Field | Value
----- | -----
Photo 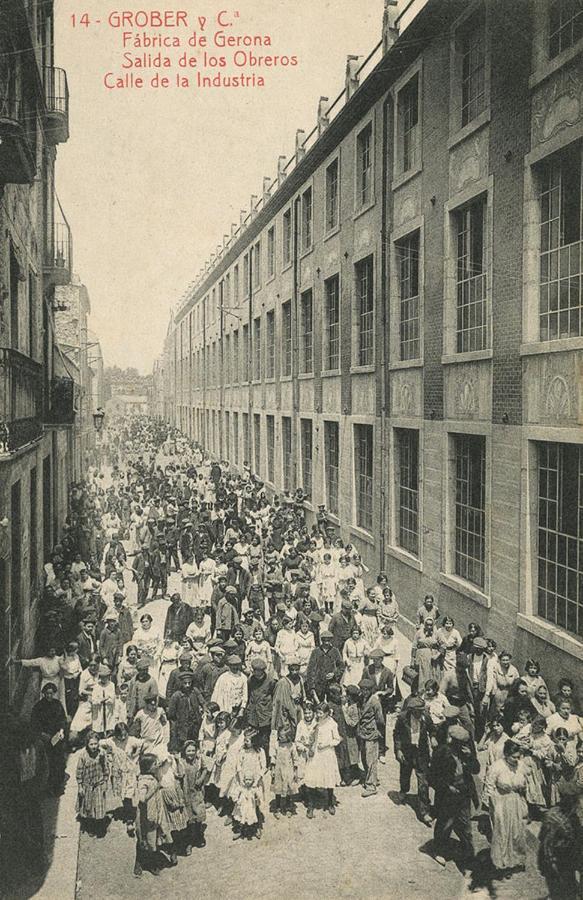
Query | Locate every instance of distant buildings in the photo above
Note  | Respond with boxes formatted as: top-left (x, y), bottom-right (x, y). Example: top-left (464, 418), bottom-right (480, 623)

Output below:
top-left (0, 1), bottom-right (102, 708)
top-left (154, 0), bottom-right (583, 685)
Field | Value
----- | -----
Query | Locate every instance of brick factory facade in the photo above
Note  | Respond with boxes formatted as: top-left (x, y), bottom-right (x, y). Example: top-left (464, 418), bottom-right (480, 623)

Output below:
top-left (155, 0), bottom-right (583, 687)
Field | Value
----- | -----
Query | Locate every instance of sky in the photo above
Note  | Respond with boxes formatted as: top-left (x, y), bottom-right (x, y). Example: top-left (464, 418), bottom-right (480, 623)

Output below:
top-left (55, 0), bottom-right (386, 372)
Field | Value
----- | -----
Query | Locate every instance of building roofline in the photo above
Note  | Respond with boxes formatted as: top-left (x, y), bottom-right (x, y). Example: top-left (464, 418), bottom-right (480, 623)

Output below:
top-left (173, 0), bottom-right (448, 328)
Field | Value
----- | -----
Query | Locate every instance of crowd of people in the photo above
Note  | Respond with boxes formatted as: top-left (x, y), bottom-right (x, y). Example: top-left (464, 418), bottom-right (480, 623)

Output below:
top-left (2, 415), bottom-right (583, 894)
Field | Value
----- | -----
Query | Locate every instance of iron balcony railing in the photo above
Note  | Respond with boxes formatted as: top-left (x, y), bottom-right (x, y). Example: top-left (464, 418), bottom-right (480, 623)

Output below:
top-left (45, 193), bottom-right (73, 284)
top-left (0, 347), bottom-right (43, 453)
top-left (44, 66), bottom-right (69, 142)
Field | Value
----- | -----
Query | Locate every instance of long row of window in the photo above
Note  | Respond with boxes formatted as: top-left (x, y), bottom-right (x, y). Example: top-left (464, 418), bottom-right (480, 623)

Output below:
top-left (182, 139), bottom-right (583, 390)
top-left (183, 409), bottom-right (583, 642)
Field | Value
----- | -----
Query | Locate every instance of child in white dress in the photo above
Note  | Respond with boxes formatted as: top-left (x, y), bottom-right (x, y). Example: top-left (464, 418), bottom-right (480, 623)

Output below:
top-left (304, 702), bottom-right (341, 818)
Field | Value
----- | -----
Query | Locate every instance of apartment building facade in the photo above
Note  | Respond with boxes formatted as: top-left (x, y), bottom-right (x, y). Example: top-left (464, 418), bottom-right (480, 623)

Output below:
top-left (158, 0), bottom-right (583, 685)
top-left (0, 0), bottom-right (76, 707)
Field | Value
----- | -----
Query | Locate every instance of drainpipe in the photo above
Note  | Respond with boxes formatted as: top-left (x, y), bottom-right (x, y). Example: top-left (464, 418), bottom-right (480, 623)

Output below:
top-left (379, 92), bottom-right (391, 569)
top-left (292, 194), bottom-right (301, 489)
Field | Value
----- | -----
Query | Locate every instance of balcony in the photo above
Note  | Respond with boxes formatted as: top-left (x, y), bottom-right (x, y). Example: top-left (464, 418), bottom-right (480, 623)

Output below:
top-left (44, 196), bottom-right (73, 287)
top-left (0, 348), bottom-right (43, 455)
top-left (0, 92), bottom-right (36, 184)
top-left (45, 375), bottom-right (75, 425)
top-left (44, 67), bottom-right (69, 144)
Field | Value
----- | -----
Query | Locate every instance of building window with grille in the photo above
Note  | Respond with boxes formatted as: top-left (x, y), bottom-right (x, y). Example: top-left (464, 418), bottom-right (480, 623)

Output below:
top-left (458, 9), bottom-right (486, 127)
top-left (282, 299), bottom-right (292, 376)
top-left (234, 264), bottom-right (240, 303)
top-left (243, 412), bottom-right (250, 465)
top-left (355, 255), bottom-right (374, 366)
top-left (233, 412), bottom-right (239, 465)
top-left (242, 323), bottom-right (249, 382)
top-left (232, 329), bottom-right (239, 384)
top-left (266, 310), bottom-right (275, 378)
top-left (302, 187), bottom-right (313, 253)
top-left (324, 274), bottom-right (340, 371)
top-left (539, 143), bottom-right (583, 342)
top-left (267, 226), bottom-right (275, 279)
top-left (283, 208), bottom-right (292, 267)
top-left (253, 241), bottom-right (261, 288)
top-left (253, 316), bottom-right (261, 381)
top-left (324, 420), bottom-right (340, 516)
top-left (537, 441), bottom-right (583, 636)
top-left (225, 411), bottom-right (230, 460)
top-left (243, 254), bottom-right (250, 297)
top-left (254, 414), bottom-right (261, 475)
top-left (266, 415), bottom-right (275, 483)
top-left (301, 419), bottom-right (313, 498)
top-left (550, 0), bottom-right (583, 57)
top-left (396, 429), bottom-right (419, 557)
top-left (282, 416), bottom-right (292, 491)
top-left (354, 424), bottom-right (373, 533)
top-left (453, 433), bottom-right (486, 589)
top-left (300, 289), bottom-right (313, 374)
top-left (398, 74), bottom-right (419, 174)
top-left (326, 157), bottom-right (339, 232)
top-left (455, 197), bottom-right (487, 353)
top-left (356, 122), bottom-right (373, 209)
top-left (224, 334), bottom-right (230, 384)
top-left (397, 231), bottom-right (420, 360)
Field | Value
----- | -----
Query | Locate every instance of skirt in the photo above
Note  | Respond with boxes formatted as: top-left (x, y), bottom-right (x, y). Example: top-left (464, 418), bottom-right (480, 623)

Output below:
top-left (304, 747), bottom-right (340, 790)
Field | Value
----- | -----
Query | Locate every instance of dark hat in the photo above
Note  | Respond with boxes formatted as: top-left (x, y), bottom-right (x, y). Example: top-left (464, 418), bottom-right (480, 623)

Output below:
top-left (448, 724), bottom-right (470, 743)
top-left (368, 648), bottom-right (385, 659)
top-left (320, 630), bottom-right (333, 640)
top-left (136, 657), bottom-right (151, 670)
top-left (473, 636), bottom-right (488, 650)
top-left (223, 638), bottom-right (238, 651)
top-left (210, 645), bottom-right (226, 656)
top-left (179, 670), bottom-right (194, 681)
top-left (309, 610), bottom-right (324, 623)
top-left (344, 684), bottom-right (361, 698)
top-left (179, 650), bottom-right (193, 661)
top-left (227, 654), bottom-right (242, 665)
top-left (224, 586), bottom-right (238, 596)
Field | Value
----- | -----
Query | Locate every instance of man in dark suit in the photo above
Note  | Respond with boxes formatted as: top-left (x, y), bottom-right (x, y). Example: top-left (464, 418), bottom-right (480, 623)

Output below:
top-left (76, 619), bottom-right (97, 668)
top-left (392, 695), bottom-right (432, 824)
top-left (429, 724), bottom-right (480, 867)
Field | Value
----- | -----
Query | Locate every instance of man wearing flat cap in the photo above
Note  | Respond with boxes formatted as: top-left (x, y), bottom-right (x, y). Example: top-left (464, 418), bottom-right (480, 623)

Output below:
top-left (246, 658), bottom-right (277, 762)
top-left (165, 649), bottom-right (195, 702)
top-left (305, 631), bottom-right (344, 703)
top-left (215, 586), bottom-right (239, 642)
top-left (167, 670), bottom-right (205, 752)
top-left (328, 597), bottom-right (357, 653)
top-left (164, 591), bottom-right (193, 643)
top-left (429, 724), bottom-right (479, 866)
top-left (392, 694), bottom-right (433, 824)
top-left (211, 654), bottom-right (248, 715)
top-left (126, 657), bottom-right (158, 723)
top-left (466, 636), bottom-right (490, 741)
